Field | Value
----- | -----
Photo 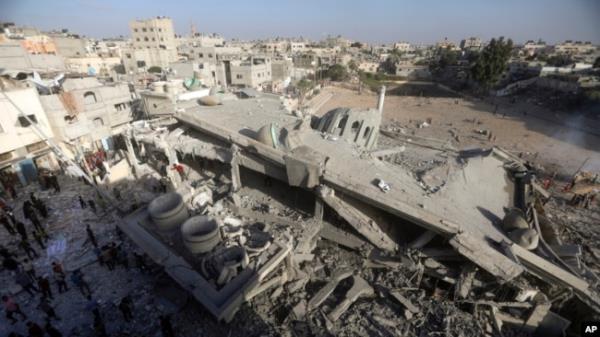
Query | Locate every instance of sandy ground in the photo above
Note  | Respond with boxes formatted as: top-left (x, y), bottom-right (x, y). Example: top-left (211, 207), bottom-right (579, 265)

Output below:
top-left (314, 86), bottom-right (600, 177)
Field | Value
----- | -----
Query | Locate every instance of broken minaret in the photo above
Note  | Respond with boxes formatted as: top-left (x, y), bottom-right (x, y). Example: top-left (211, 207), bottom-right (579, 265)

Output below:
top-left (377, 85), bottom-right (386, 114)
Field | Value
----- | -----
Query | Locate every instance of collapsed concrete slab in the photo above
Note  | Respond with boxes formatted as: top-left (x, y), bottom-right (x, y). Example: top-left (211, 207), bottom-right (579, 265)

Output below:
top-left (121, 95), bottom-right (600, 322)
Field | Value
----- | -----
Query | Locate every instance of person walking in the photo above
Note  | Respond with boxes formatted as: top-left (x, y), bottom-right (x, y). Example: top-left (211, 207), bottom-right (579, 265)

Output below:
top-left (22, 258), bottom-right (36, 281)
top-left (1, 215), bottom-right (17, 235)
top-left (38, 275), bottom-right (53, 299)
top-left (16, 270), bottom-right (39, 296)
top-left (54, 270), bottom-right (69, 293)
top-left (86, 225), bottom-right (98, 248)
top-left (23, 201), bottom-right (43, 232)
top-left (118, 295), bottom-right (133, 322)
top-left (32, 229), bottom-right (46, 249)
top-left (19, 239), bottom-right (39, 259)
top-left (71, 269), bottom-right (92, 296)
top-left (30, 193), bottom-right (48, 218)
top-left (2, 295), bottom-right (27, 324)
top-left (15, 220), bottom-right (28, 241)
top-left (51, 261), bottom-right (65, 276)
top-left (78, 196), bottom-right (87, 209)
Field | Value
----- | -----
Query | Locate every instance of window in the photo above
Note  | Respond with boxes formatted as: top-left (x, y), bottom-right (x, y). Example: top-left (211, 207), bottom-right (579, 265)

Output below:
top-left (208, 53), bottom-right (213, 58)
top-left (160, 38), bottom-right (164, 41)
top-left (152, 38), bottom-right (155, 41)
top-left (134, 28), bottom-right (138, 32)
top-left (93, 118), bottom-right (104, 126)
top-left (18, 115), bottom-right (38, 127)
top-left (114, 103), bottom-right (127, 111)
top-left (236, 74), bottom-right (243, 79)
top-left (126, 53), bottom-right (132, 59)
top-left (150, 28), bottom-right (154, 32)
top-left (83, 91), bottom-right (97, 104)
top-left (337, 115), bottom-right (348, 132)
top-left (158, 28), bottom-right (162, 32)
top-left (144, 37), bottom-right (149, 42)
top-left (199, 53), bottom-right (204, 58)
top-left (211, 71), bottom-right (215, 78)
top-left (351, 121), bottom-right (360, 134)
top-left (363, 127), bottom-right (371, 139)
top-left (198, 64), bottom-right (204, 69)
top-left (136, 38), bottom-right (140, 42)
top-left (142, 28), bottom-right (147, 32)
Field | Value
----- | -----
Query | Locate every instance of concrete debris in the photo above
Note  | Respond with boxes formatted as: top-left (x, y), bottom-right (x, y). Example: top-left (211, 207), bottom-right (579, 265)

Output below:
top-left (3, 85), bottom-right (597, 337)
top-left (327, 275), bottom-right (374, 321)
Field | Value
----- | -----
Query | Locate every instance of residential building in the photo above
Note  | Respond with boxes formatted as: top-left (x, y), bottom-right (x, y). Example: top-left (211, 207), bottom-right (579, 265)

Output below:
top-left (393, 42), bottom-right (412, 52)
top-left (0, 86), bottom-right (59, 186)
top-left (0, 39), bottom-right (65, 71)
top-left (230, 56), bottom-right (272, 89)
top-left (460, 37), bottom-right (482, 51)
top-left (522, 40), bottom-right (547, 56)
top-left (39, 78), bottom-right (136, 156)
top-left (555, 41), bottom-right (597, 55)
top-left (128, 16), bottom-right (178, 69)
top-left (65, 56), bottom-right (121, 76)
top-left (51, 35), bottom-right (88, 57)
top-left (358, 61), bottom-right (379, 73)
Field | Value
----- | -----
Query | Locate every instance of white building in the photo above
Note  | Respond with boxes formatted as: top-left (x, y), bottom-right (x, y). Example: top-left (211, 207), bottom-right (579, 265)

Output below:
top-left (0, 87), bottom-right (59, 186)
top-left (393, 42), bottom-right (412, 52)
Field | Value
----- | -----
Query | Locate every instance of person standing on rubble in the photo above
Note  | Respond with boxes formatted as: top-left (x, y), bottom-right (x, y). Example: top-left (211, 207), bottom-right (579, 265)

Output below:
top-left (48, 172), bottom-right (60, 193)
top-left (19, 239), bottom-right (39, 259)
top-left (2, 295), bottom-right (27, 324)
top-left (23, 200), bottom-right (43, 232)
top-left (86, 225), bottom-right (98, 248)
top-left (54, 269), bottom-right (68, 293)
top-left (22, 258), bottom-right (36, 281)
top-left (38, 275), bottom-right (53, 299)
top-left (78, 196), bottom-right (87, 209)
top-left (1, 215), bottom-right (17, 235)
top-left (30, 193), bottom-right (48, 218)
top-left (15, 220), bottom-right (28, 241)
top-left (71, 269), bottom-right (92, 296)
top-left (32, 229), bottom-right (46, 250)
top-left (51, 261), bottom-right (65, 276)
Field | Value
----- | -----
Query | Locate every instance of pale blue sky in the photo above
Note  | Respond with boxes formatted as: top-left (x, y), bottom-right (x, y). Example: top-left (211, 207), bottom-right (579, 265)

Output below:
top-left (1, 0), bottom-right (599, 44)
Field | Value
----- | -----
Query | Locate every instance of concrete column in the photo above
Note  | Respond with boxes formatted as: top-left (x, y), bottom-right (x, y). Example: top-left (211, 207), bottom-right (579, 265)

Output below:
top-left (123, 130), bottom-right (140, 178)
top-left (230, 145), bottom-right (242, 207)
top-left (314, 197), bottom-right (324, 221)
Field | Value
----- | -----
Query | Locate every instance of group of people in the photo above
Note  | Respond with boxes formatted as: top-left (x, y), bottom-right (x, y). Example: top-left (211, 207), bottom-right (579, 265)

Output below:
top-left (1, 174), bottom-right (179, 337)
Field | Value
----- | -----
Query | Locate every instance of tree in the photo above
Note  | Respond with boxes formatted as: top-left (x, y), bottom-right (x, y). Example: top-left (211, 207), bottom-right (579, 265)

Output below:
top-left (147, 66), bottom-right (162, 73)
top-left (381, 54), bottom-right (401, 75)
top-left (350, 42), bottom-right (363, 48)
top-left (325, 64), bottom-right (349, 81)
top-left (429, 47), bottom-right (459, 77)
top-left (348, 60), bottom-right (358, 73)
top-left (295, 78), bottom-right (314, 108)
top-left (545, 54), bottom-right (573, 67)
top-left (470, 37), bottom-right (513, 88)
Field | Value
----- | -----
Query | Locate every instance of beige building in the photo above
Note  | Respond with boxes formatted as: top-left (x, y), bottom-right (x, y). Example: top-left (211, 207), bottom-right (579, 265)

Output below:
top-left (127, 17), bottom-right (178, 69)
top-left (230, 56), bottom-right (272, 89)
top-left (555, 41), bottom-right (597, 55)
